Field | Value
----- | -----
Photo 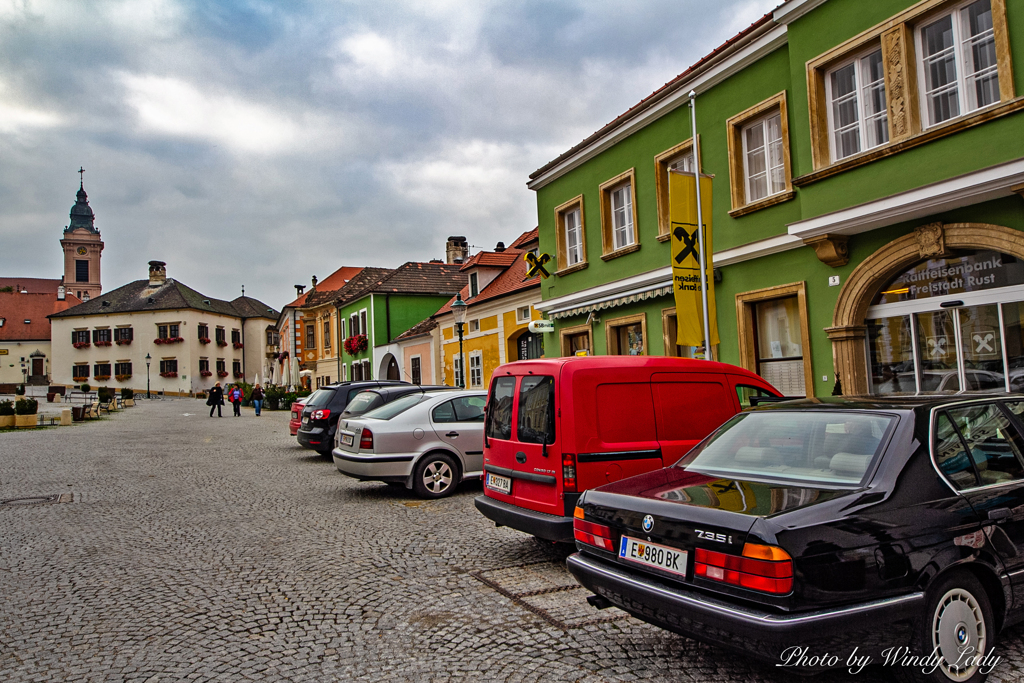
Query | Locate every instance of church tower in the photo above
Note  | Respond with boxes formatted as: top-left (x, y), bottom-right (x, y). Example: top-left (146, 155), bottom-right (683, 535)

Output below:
top-left (59, 169), bottom-right (103, 301)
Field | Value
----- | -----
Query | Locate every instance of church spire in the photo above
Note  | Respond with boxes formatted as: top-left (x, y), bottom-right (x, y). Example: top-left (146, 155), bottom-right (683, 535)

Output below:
top-left (67, 168), bottom-right (97, 233)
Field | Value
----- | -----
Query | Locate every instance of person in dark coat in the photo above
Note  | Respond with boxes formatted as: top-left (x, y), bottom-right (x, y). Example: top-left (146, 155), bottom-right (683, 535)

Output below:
top-left (207, 382), bottom-right (225, 417)
top-left (251, 384), bottom-right (265, 416)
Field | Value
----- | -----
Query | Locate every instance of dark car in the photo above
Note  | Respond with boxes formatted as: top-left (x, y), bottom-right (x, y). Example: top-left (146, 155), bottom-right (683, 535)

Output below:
top-left (568, 395), bottom-right (1024, 680)
top-left (296, 381), bottom-right (407, 454)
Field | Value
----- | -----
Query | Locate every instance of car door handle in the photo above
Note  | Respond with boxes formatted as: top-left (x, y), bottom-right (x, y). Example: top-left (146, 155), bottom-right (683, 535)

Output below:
top-left (988, 507), bottom-right (1012, 521)
top-left (446, 431), bottom-right (459, 437)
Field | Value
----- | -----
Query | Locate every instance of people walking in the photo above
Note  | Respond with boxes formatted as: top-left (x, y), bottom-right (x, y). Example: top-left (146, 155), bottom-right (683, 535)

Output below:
top-left (207, 382), bottom-right (224, 417)
top-left (230, 384), bottom-right (243, 416)
top-left (251, 384), bottom-right (264, 416)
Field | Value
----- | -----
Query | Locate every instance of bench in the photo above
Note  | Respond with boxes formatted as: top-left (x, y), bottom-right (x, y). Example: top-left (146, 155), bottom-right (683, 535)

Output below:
top-left (80, 402), bottom-right (97, 419)
top-left (97, 400), bottom-right (113, 415)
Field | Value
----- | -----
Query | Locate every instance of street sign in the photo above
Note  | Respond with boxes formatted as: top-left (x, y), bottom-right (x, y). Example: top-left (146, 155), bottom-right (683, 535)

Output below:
top-left (527, 320), bottom-right (555, 334)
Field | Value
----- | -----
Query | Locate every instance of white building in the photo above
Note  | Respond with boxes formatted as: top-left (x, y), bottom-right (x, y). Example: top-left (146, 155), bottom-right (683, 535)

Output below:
top-left (50, 261), bottom-right (278, 395)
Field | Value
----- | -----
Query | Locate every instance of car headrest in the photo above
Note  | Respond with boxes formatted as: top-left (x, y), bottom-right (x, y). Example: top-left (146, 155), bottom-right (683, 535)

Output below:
top-left (829, 452), bottom-right (872, 477)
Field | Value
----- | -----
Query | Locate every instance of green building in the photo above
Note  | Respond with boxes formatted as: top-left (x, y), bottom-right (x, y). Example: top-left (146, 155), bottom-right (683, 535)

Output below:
top-left (530, 0), bottom-right (1024, 397)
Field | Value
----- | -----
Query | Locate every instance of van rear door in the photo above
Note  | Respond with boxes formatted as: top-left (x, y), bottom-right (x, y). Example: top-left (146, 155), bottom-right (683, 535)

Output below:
top-left (507, 375), bottom-right (561, 516)
top-left (483, 376), bottom-right (519, 505)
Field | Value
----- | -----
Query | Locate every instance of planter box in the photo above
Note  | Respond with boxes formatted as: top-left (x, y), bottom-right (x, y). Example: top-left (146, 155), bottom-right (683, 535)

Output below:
top-left (47, 393), bottom-right (57, 402)
top-left (15, 414), bottom-right (36, 428)
top-left (0, 415), bottom-right (14, 428)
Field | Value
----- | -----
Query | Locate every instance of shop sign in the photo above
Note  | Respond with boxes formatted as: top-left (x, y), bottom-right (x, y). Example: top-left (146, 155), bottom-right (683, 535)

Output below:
top-left (876, 251), bottom-right (1024, 305)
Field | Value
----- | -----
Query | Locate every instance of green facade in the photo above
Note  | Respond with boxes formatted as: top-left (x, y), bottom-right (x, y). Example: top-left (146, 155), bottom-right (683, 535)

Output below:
top-left (534, 0), bottom-right (1024, 397)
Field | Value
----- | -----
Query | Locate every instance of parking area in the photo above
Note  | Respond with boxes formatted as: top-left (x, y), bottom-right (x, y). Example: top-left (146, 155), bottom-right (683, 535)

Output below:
top-left (1, 399), bottom-right (1022, 682)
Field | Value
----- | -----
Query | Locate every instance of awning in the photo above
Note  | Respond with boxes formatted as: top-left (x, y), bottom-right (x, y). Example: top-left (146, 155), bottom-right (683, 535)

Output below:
top-left (548, 283), bottom-right (673, 320)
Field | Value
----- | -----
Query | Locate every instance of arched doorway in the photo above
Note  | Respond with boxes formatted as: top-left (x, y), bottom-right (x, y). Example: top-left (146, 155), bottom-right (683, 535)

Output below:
top-left (829, 223), bottom-right (1024, 394)
top-left (509, 329), bottom-right (544, 361)
top-left (381, 354), bottom-right (400, 381)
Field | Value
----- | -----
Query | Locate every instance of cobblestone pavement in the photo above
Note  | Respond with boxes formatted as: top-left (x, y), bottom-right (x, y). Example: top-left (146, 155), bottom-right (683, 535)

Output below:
top-left (1, 399), bottom-right (1022, 682)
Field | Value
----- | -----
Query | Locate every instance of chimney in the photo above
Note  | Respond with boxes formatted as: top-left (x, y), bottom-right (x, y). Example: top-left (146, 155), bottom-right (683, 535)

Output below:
top-left (294, 284), bottom-right (306, 297)
top-left (82, 292), bottom-right (90, 302)
top-left (311, 275), bottom-right (318, 288)
top-left (495, 241), bottom-right (505, 252)
top-left (57, 285), bottom-right (66, 301)
top-left (148, 260), bottom-right (167, 286)
top-left (446, 236), bottom-right (469, 265)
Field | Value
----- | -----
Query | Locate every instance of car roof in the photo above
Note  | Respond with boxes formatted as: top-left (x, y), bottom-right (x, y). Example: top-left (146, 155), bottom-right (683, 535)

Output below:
top-left (353, 384), bottom-right (455, 398)
top-left (323, 380), bottom-right (408, 391)
top-left (751, 393), bottom-right (1024, 416)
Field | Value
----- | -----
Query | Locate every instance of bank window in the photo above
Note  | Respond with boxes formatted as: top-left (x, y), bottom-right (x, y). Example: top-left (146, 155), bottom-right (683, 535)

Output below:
top-left (555, 196), bottom-right (587, 273)
top-left (517, 376), bottom-right (555, 445)
top-left (73, 364), bottom-right (89, 380)
top-left (654, 140), bottom-right (696, 238)
top-left (742, 113), bottom-right (785, 203)
top-left (411, 356), bottom-right (421, 385)
top-left (599, 170), bottom-right (638, 257)
top-left (517, 331), bottom-right (544, 360)
top-left (662, 310), bottom-right (716, 360)
top-left (917, 0), bottom-right (1000, 127)
top-left (606, 314), bottom-right (645, 356)
top-left (563, 330), bottom-right (591, 357)
top-left (754, 297), bottom-right (805, 396)
top-left (469, 352), bottom-right (483, 388)
top-left (826, 48), bottom-right (888, 160)
top-left (486, 376), bottom-right (516, 441)
top-left (726, 93), bottom-right (792, 214)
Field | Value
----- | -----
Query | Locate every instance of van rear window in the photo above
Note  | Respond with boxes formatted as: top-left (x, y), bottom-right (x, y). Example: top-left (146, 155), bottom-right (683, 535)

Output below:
top-left (518, 376), bottom-right (555, 444)
top-left (487, 377), bottom-right (515, 440)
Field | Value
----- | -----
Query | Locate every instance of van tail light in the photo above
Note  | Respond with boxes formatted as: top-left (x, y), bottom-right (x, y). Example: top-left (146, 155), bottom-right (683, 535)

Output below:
top-left (573, 507), bottom-right (615, 551)
top-left (359, 429), bottom-right (374, 450)
top-left (694, 542), bottom-right (793, 595)
top-left (562, 453), bottom-right (578, 492)
top-left (312, 409), bottom-right (331, 420)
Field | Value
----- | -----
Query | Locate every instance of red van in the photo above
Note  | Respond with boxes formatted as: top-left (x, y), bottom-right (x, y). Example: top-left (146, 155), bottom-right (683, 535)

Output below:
top-left (474, 356), bottom-right (781, 542)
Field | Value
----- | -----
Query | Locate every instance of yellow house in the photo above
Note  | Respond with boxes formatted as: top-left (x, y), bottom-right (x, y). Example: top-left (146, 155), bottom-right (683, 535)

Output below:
top-left (435, 230), bottom-right (543, 389)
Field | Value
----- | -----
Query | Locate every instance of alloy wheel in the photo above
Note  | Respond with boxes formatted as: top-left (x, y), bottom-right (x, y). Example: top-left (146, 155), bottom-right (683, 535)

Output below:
top-left (421, 460), bottom-right (453, 495)
top-left (931, 587), bottom-right (987, 682)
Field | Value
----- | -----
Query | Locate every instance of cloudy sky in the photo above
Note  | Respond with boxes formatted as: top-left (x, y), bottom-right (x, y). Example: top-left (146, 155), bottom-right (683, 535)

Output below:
top-left (0, 0), bottom-right (776, 309)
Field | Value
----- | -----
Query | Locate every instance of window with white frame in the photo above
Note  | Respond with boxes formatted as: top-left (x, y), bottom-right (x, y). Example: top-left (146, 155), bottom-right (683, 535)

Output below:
top-left (469, 352), bottom-right (483, 388)
top-left (469, 319), bottom-right (480, 333)
top-left (918, 0), bottom-right (1000, 127)
top-left (564, 207), bottom-right (582, 266)
top-left (610, 182), bottom-right (634, 250)
top-left (517, 306), bottom-right (531, 322)
top-left (826, 48), bottom-right (889, 160)
top-left (453, 355), bottom-right (464, 388)
top-left (669, 153), bottom-right (695, 174)
top-left (742, 113), bottom-right (786, 203)
top-left (469, 273), bottom-right (479, 298)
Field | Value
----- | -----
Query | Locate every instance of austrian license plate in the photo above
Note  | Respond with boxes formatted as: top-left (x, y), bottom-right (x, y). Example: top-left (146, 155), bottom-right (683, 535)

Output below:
top-left (619, 536), bottom-right (687, 578)
top-left (486, 473), bottom-right (512, 495)
top-left (340, 433), bottom-right (354, 447)
top-left (302, 417), bottom-right (309, 424)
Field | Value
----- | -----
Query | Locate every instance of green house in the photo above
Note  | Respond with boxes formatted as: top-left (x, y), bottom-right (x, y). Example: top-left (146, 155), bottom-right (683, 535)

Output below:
top-left (530, 0), bottom-right (1024, 397)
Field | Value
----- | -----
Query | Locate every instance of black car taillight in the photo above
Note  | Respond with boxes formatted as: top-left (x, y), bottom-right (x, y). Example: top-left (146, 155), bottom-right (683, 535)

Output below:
top-left (562, 453), bottom-right (577, 492)
top-left (573, 507), bottom-right (614, 551)
top-left (312, 409), bottom-right (331, 421)
top-left (359, 429), bottom-right (373, 450)
top-left (694, 543), bottom-right (793, 595)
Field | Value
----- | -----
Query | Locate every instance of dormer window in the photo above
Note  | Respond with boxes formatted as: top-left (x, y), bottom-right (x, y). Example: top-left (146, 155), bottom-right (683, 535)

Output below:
top-left (469, 273), bottom-right (479, 298)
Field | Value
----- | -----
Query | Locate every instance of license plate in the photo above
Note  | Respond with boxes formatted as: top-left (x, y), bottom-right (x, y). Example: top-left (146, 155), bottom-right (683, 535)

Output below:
top-left (619, 536), bottom-right (687, 578)
top-left (302, 417), bottom-right (309, 424)
top-left (486, 473), bottom-right (512, 495)
top-left (341, 433), bottom-right (354, 447)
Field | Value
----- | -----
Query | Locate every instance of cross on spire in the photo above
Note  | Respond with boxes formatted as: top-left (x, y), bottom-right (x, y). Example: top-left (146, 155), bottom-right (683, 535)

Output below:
top-left (78, 167), bottom-right (85, 188)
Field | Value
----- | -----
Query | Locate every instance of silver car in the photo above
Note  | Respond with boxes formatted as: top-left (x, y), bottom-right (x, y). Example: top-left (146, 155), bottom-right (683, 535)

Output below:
top-left (333, 390), bottom-right (488, 498)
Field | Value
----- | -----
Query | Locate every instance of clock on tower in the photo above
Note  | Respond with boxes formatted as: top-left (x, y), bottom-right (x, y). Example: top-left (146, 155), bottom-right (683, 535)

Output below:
top-left (59, 169), bottom-right (104, 301)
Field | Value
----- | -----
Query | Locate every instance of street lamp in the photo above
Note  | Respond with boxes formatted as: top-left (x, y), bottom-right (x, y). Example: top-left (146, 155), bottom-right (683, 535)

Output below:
top-left (450, 293), bottom-right (467, 389)
top-left (145, 353), bottom-right (152, 399)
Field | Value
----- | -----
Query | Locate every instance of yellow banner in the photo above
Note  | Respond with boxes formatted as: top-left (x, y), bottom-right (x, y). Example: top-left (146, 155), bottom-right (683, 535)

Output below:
top-left (670, 171), bottom-right (719, 348)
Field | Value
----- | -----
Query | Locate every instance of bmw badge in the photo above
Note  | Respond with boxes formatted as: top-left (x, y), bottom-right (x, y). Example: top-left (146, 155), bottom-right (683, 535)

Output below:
top-left (642, 515), bottom-right (654, 532)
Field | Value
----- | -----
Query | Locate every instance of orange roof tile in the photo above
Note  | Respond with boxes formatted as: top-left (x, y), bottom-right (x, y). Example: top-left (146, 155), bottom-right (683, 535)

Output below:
top-left (0, 292), bottom-right (83, 341)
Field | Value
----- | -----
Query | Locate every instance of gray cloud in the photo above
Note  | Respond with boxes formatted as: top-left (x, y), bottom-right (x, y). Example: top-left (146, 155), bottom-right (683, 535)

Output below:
top-left (0, 0), bottom-right (775, 308)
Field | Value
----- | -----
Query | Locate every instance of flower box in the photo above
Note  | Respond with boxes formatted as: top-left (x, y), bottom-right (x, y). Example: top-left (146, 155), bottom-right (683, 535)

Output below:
top-left (233, 372), bottom-right (245, 379)
top-left (159, 371), bottom-right (178, 378)
top-left (0, 415), bottom-right (14, 428)
top-left (199, 337), bottom-right (211, 344)
top-left (233, 342), bottom-right (244, 349)
top-left (344, 334), bottom-right (369, 356)
top-left (216, 340), bottom-right (228, 347)
top-left (115, 374), bottom-right (132, 382)
top-left (115, 339), bottom-right (132, 346)
top-left (217, 371), bottom-right (229, 378)
top-left (154, 337), bottom-right (184, 345)
top-left (73, 342), bottom-right (91, 349)
top-left (200, 370), bottom-right (213, 377)
top-left (94, 340), bottom-right (112, 347)
top-left (94, 375), bottom-right (111, 381)
top-left (15, 414), bottom-right (36, 428)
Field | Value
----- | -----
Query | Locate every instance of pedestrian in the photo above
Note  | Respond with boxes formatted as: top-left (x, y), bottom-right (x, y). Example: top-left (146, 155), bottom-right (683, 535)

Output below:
top-left (230, 384), bottom-right (242, 417)
top-left (207, 382), bottom-right (224, 418)
top-left (251, 384), bottom-right (264, 417)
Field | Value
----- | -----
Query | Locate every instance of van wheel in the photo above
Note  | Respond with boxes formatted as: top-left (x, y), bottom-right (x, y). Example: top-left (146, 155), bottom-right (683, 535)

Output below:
top-left (414, 453), bottom-right (458, 498)
top-left (897, 571), bottom-right (994, 683)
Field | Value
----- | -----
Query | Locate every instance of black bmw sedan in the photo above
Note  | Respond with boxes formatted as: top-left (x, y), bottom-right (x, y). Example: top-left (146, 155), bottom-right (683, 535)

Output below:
top-left (568, 395), bottom-right (1024, 681)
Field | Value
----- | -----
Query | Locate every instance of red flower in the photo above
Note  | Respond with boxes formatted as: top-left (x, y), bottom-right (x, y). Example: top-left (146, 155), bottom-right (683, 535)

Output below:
top-left (344, 334), bottom-right (368, 356)
top-left (72, 342), bottom-right (91, 350)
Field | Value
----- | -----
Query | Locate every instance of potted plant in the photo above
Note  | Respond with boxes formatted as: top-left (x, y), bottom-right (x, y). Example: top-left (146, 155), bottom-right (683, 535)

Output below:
top-left (80, 383), bottom-right (91, 392)
top-left (0, 400), bottom-right (14, 428)
top-left (217, 370), bottom-right (229, 378)
top-left (94, 374), bottom-right (111, 381)
top-left (121, 387), bottom-right (135, 407)
top-left (115, 338), bottom-right (132, 346)
top-left (115, 374), bottom-right (132, 382)
top-left (14, 398), bottom-right (38, 428)
top-left (15, 384), bottom-right (25, 396)
top-left (344, 334), bottom-right (369, 356)
top-left (216, 339), bottom-right (228, 347)
top-left (200, 370), bottom-right (213, 377)
top-left (233, 342), bottom-right (244, 349)
top-left (94, 340), bottom-right (112, 347)
top-left (159, 371), bottom-right (178, 378)
top-left (46, 391), bottom-right (56, 402)
top-left (73, 341), bottom-right (91, 349)
top-left (199, 337), bottom-right (211, 344)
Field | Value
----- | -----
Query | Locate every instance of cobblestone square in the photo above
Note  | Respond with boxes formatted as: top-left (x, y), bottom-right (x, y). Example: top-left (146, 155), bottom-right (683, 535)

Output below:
top-left (1, 400), bottom-right (1022, 682)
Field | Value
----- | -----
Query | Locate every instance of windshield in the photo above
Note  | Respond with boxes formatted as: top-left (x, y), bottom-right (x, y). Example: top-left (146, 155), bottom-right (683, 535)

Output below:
top-left (362, 393), bottom-right (431, 420)
top-left (304, 389), bottom-right (335, 408)
top-left (678, 411), bottom-right (895, 487)
top-left (343, 391), bottom-right (383, 416)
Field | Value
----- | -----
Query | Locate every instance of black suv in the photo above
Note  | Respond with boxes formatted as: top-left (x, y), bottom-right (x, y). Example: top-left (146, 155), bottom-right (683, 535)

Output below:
top-left (297, 381), bottom-right (407, 454)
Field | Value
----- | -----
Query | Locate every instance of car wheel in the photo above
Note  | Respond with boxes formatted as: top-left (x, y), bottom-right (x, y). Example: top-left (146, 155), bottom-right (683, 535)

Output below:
top-left (413, 453), bottom-right (458, 499)
top-left (899, 571), bottom-right (995, 683)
